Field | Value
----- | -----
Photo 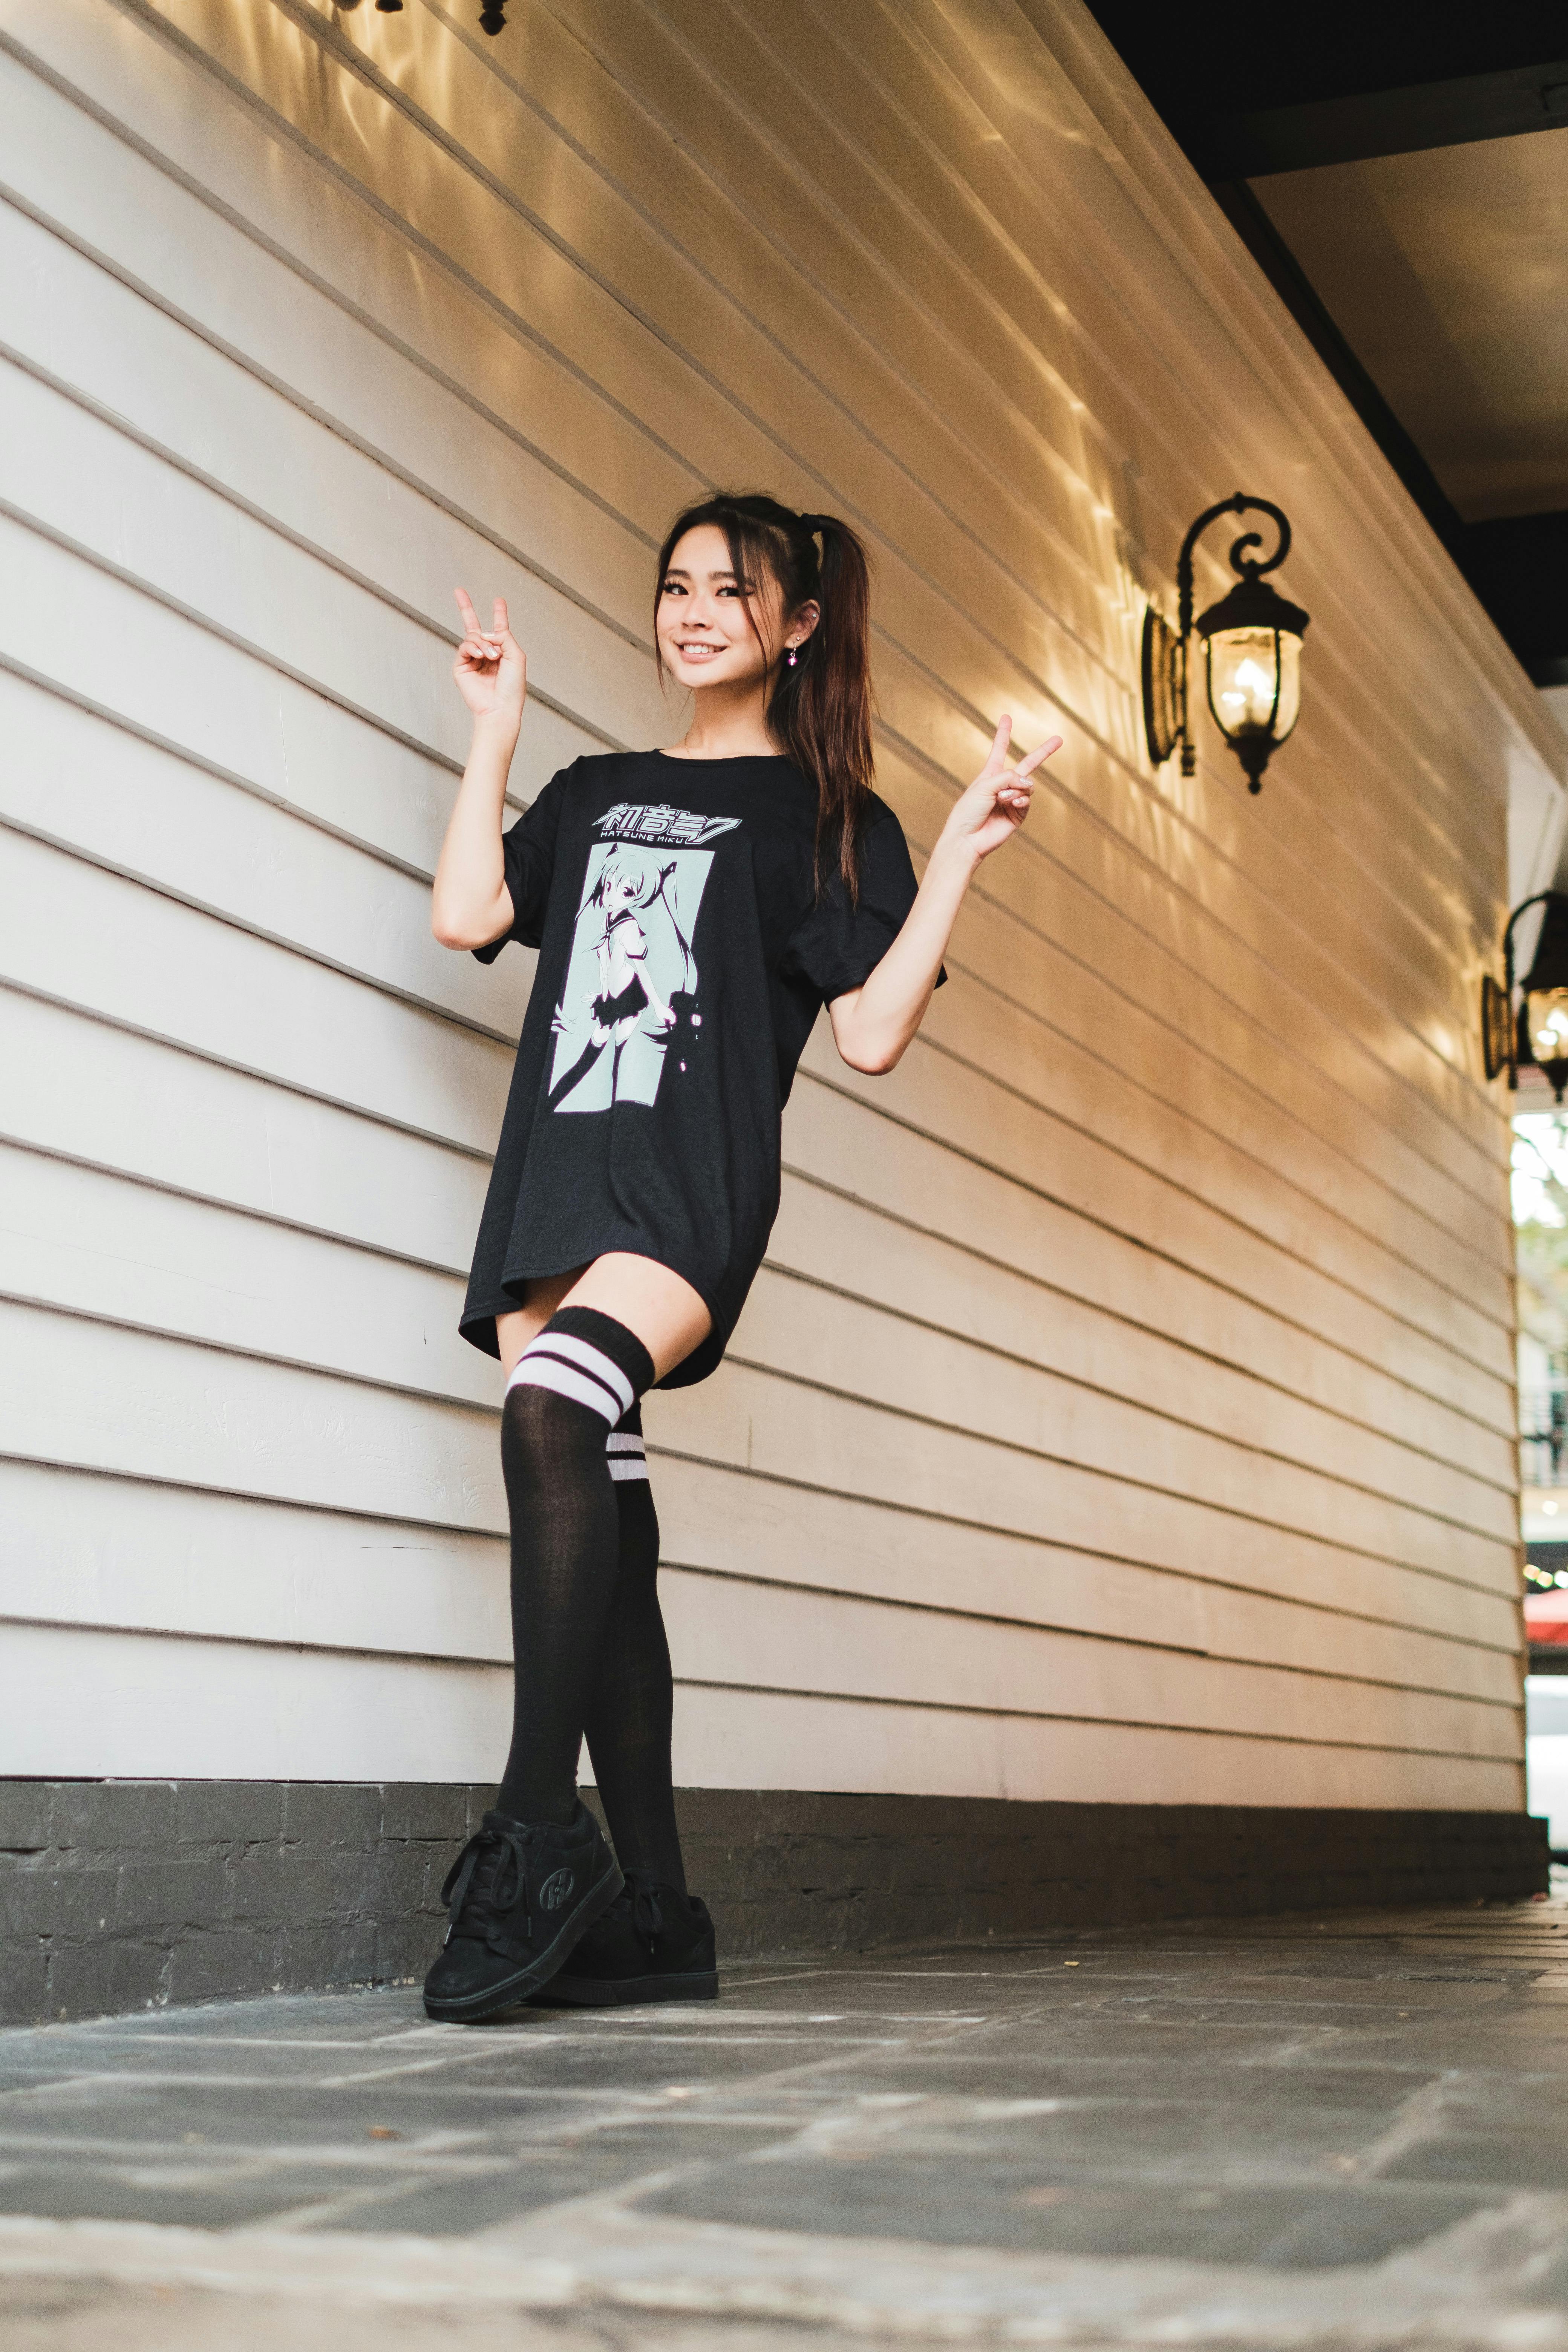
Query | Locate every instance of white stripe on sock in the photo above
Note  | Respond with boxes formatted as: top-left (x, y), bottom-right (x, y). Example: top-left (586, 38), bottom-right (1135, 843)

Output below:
top-left (528, 1331), bottom-right (634, 1415)
top-left (507, 1354), bottom-right (622, 1426)
top-left (607, 1454), bottom-right (650, 1482)
top-left (605, 1433), bottom-right (646, 1455)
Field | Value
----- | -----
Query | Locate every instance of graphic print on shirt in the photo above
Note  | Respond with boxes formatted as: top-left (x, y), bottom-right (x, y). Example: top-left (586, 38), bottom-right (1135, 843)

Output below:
top-left (594, 799), bottom-right (741, 849)
top-left (547, 818), bottom-right (723, 1112)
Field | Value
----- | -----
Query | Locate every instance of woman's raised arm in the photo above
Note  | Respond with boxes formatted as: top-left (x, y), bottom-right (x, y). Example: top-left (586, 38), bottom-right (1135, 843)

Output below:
top-left (431, 590), bottom-right (529, 951)
top-left (828, 717), bottom-right (1061, 1074)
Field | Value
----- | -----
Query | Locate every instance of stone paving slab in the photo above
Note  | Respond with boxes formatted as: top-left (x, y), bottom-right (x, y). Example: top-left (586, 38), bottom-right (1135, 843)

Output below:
top-left (5, 1903), bottom-right (1568, 2346)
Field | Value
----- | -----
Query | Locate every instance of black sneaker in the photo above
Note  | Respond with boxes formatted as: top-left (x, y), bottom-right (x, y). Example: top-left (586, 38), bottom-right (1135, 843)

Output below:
top-left (422, 1801), bottom-right (620, 2023)
top-left (530, 1870), bottom-right (718, 2007)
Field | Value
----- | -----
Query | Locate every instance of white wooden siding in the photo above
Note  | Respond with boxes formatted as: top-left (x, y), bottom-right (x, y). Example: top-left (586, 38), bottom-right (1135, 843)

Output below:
top-left (0, 0), bottom-right (1556, 1807)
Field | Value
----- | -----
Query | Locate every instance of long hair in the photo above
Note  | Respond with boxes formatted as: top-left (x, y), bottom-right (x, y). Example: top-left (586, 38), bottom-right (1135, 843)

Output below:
top-left (653, 492), bottom-right (874, 897)
top-left (589, 847), bottom-right (698, 995)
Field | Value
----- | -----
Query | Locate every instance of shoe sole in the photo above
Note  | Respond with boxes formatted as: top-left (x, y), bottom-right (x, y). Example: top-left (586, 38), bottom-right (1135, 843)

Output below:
top-left (530, 1967), bottom-right (719, 2007)
top-left (423, 1854), bottom-right (622, 2023)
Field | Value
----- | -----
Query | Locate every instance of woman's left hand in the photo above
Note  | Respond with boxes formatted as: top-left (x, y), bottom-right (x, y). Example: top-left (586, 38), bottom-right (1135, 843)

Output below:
top-left (940, 717), bottom-right (1062, 865)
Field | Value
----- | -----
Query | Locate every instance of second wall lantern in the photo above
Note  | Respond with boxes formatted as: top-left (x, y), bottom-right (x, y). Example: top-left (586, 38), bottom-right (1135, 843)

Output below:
top-left (1142, 494), bottom-right (1310, 794)
top-left (1483, 891), bottom-right (1568, 1103)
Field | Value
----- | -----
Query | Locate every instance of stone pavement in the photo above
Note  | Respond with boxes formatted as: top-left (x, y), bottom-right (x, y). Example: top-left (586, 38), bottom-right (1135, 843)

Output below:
top-left (5, 1899), bottom-right (1568, 2349)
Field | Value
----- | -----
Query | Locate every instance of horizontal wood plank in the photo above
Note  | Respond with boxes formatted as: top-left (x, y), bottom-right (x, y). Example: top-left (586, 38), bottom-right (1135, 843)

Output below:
top-left (669, 1683), bottom-right (1525, 1813)
top-left (0, 1141), bottom-right (488, 1403)
top-left (0, 1619), bottom-right (1522, 1805)
top-left (0, 510), bottom-right (593, 861)
top-left (775, 1101), bottom-right (1516, 1474)
top-left (0, 667), bottom-right (524, 1037)
top-left (0, 20), bottom-right (699, 547)
top-left (0, 831), bottom-right (513, 1148)
top-left (0, 989), bottom-right (488, 1272)
top-left (653, 1454), bottom-right (1522, 1689)
top-left (791, 1046), bottom-right (1517, 1419)
top-left (764, 1173), bottom-right (1514, 1532)
top-left (0, 352), bottom-right (664, 761)
top-left (3, 1455), bottom-right (1521, 1698)
top-left (0, 1619), bottom-right (510, 1781)
top-left (658, 1570), bottom-right (1521, 1762)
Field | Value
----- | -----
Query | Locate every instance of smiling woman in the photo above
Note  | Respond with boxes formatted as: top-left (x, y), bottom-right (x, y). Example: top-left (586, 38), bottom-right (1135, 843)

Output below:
top-left (653, 495), bottom-right (871, 897)
top-left (423, 487), bottom-right (1061, 2022)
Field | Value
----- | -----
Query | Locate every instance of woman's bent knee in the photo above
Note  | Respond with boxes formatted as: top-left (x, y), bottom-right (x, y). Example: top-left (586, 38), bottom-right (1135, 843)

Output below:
top-left (499, 1381), bottom-right (608, 1491)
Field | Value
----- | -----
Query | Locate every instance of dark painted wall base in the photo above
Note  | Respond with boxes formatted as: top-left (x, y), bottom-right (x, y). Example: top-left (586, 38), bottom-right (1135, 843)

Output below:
top-left (0, 1780), bottom-right (1549, 2024)
top-left (677, 1790), bottom-right (1550, 1951)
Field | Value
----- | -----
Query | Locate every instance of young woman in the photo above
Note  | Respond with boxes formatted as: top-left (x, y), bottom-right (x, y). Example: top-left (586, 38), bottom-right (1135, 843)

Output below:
top-left (425, 492), bottom-right (1061, 2023)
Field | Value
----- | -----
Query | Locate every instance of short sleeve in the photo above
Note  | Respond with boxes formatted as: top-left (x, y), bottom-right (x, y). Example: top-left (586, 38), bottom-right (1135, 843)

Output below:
top-left (782, 807), bottom-right (941, 1003)
top-left (471, 764), bottom-right (573, 962)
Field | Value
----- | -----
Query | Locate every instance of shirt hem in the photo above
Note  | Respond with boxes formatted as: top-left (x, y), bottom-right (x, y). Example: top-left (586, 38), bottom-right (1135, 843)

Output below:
top-left (460, 1250), bottom-right (729, 1386)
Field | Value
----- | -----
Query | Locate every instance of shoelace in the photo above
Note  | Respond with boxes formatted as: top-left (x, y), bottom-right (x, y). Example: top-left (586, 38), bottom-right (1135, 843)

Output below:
top-left (440, 1821), bottom-right (543, 1948)
top-left (621, 1870), bottom-right (666, 1956)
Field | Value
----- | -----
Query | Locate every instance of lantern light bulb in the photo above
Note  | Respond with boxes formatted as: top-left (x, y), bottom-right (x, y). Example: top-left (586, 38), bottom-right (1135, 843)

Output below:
top-left (1533, 1000), bottom-right (1568, 1058)
top-left (1220, 657), bottom-right (1275, 710)
top-left (1204, 626), bottom-right (1301, 759)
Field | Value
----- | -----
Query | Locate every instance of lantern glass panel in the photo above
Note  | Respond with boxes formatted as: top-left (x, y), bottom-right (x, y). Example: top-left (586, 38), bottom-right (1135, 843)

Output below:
top-left (1205, 626), bottom-right (1301, 748)
top-left (1528, 985), bottom-right (1568, 1076)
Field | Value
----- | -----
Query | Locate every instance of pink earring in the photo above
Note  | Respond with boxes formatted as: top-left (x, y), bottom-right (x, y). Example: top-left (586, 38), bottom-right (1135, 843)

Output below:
top-left (787, 646), bottom-right (798, 667)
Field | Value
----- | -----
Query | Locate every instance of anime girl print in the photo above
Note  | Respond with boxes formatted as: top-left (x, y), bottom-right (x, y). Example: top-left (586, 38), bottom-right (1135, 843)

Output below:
top-left (547, 838), bottom-right (713, 1112)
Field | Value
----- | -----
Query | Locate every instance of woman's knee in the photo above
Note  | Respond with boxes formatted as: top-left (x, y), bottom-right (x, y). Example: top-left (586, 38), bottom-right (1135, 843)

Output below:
top-left (499, 1379), bottom-right (606, 1493)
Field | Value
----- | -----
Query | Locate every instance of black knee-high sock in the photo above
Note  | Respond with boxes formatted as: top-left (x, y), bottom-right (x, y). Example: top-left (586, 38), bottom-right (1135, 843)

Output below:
top-left (583, 1442), bottom-right (686, 1890)
top-left (495, 1308), bottom-right (654, 1825)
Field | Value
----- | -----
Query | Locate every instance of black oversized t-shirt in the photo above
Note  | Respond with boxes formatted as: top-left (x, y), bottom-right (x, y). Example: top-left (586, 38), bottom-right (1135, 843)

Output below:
top-left (461, 750), bottom-right (929, 1387)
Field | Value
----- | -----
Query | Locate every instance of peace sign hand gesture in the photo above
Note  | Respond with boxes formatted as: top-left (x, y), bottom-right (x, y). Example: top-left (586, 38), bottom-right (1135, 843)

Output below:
top-left (453, 590), bottom-right (527, 734)
top-left (941, 717), bottom-right (1061, 865)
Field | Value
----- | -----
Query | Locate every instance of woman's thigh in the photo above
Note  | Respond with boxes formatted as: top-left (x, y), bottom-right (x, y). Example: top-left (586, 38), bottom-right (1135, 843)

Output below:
top-left (495, 1256), bottom-right (710, 1384)
top-left (495, 1268), bottom-right (580, 1380)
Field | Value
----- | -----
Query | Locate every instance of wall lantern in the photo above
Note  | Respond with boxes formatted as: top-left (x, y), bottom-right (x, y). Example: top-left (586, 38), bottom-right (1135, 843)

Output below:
top-left (1142, 494), bottom-right (1310, 794)
top-left (1483, 891), bottom-right (1568, 1102)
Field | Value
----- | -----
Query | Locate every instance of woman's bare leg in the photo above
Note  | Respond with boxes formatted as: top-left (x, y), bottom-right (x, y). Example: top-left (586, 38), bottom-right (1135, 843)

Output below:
top-left (495, 1271), bottom-right (578, 1381)
top-left (496, 1254), bottom-right (710, 1383)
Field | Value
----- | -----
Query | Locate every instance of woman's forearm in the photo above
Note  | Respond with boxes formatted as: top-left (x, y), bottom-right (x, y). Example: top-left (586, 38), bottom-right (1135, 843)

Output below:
top-left (829, 718), bottom-right (1059, 1075)
top-left (432, 715), bottom-right (519, 949)
top-left (828, 838), bottom-right (976, 1074)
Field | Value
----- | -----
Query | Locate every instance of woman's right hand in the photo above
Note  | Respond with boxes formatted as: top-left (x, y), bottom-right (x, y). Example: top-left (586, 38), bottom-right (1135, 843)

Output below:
top-left (454, 590), bottom-right (527, 734)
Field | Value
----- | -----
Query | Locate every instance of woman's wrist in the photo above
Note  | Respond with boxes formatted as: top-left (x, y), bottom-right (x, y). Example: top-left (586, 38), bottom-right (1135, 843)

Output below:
top-left (469, 710), bottom-right (521, 760)
top-left (929, 828), bottom-right (982, 885)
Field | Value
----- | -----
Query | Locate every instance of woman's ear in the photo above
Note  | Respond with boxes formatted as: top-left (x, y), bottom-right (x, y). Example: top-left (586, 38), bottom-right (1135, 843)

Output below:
top-left (788, 599), bottom-right (822, 651)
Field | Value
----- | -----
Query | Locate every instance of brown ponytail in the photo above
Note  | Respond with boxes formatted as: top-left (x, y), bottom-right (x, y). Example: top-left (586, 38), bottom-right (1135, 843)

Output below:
top-left (652, 492), bottom-right (875, 897)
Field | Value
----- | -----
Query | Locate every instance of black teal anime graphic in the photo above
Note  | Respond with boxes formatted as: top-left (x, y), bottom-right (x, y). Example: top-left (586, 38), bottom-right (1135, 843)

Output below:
top-left (548, 840), bottom-right (712, 1111)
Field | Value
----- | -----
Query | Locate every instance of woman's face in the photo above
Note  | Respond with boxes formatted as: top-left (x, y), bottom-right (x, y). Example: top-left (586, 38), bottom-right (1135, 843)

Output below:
top-left (657, 524), bottom-right (784, 694)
